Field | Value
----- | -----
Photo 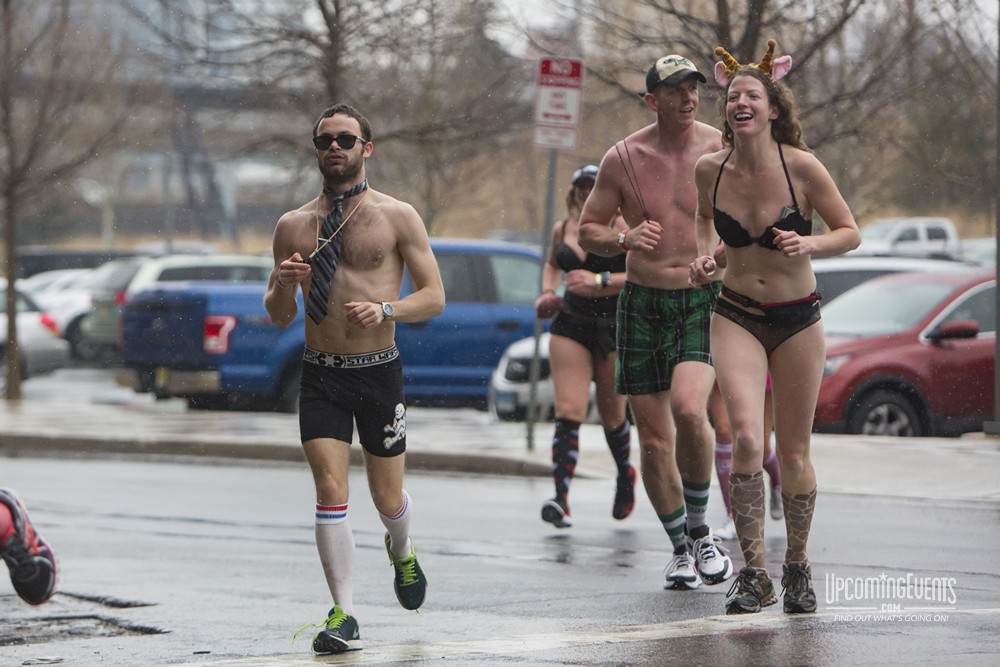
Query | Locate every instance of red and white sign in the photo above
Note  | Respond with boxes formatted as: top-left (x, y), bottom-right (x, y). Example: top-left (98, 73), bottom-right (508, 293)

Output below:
top-left (534, 57), bottom-right (583, 150)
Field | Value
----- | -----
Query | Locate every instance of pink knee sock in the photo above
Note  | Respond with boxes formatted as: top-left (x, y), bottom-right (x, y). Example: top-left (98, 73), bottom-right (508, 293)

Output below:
top-left (762, 446), bottom-right (782, 489)
top-left (714, 440), bottom-right (733, 516)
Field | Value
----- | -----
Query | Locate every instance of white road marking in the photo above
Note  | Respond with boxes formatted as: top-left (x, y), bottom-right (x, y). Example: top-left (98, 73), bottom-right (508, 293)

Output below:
top-left (175, 607), bottom-right (1000, 665)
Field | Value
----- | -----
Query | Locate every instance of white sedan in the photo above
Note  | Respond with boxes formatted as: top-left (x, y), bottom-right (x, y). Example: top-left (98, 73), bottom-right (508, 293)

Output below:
top-left (488, 333), bottom-right (597, 423)
top-left (0, 280), bottom-right (71, 391)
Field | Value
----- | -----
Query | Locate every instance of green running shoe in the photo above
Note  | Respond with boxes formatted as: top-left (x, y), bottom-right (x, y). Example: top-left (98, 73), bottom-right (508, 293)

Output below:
top-left (310, 605), bottom-right (361, 654)
top-left (385, 533), bottom-right (427, 610)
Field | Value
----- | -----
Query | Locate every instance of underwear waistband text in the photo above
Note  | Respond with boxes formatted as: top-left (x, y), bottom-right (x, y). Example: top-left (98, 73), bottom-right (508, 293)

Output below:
top-left (303, 345), bottom-right (399, 369)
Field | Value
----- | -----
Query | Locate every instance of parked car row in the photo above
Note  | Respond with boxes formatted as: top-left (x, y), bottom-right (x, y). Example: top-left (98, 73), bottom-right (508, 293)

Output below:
top-left (116, 239), bottom-right (545, 411)
top-left (10, 243), bottom-right (998, 437)
top-left (81, 254), bottom-right (273, 359)
top-left (19, 254), bottom-right (272, 361)
top-left (489, 255), bottom-right (996, 437)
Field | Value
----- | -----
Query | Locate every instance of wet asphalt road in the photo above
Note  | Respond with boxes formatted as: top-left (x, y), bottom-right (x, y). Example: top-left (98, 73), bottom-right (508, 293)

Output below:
top-left (2, 450), bottom-right (999, 666)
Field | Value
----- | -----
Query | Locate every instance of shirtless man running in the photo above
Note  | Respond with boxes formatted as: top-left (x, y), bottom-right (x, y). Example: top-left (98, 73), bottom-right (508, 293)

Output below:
top-left (579, 55), bottom-right (732, 590)
top-left (265, 103), bottom-right (444, 654)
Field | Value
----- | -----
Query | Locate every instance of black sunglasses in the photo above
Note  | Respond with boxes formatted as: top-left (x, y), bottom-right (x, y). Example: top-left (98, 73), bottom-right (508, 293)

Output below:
top-left (312, 134), bottom-right (367, 151)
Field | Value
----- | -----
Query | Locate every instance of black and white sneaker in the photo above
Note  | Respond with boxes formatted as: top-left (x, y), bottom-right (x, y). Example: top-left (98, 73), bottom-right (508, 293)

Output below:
top-left (690, 529), bottom-right (733, 585)
top-left (664, 551), bottom-right (702, 590)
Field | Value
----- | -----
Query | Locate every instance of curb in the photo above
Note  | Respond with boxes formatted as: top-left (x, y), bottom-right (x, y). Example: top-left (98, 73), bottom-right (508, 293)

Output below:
top-left (0, 435), bottom-right (554, 478)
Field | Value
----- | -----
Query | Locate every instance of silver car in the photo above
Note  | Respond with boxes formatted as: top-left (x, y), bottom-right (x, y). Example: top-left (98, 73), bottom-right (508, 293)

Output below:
top-left (0, 280), bottom-right (71, 391)
top-left (488, 332), bottom-right (598, 423)
top-left (79, 254), bottom-right (272, 358)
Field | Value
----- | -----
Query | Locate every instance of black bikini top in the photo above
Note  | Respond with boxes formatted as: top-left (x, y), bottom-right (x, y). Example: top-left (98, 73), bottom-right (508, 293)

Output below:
top-left (713, 143), bottom-right (812, 250)
top-left (554, 222), bottom-right (626, 274)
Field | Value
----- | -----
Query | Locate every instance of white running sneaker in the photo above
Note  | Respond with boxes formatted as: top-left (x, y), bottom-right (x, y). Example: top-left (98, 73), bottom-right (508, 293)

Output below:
top-left (770, 487), bottom-right (784, 520)
top-left (715, 517), bottom-right (737, 541)
top-left (691, 530), bottom-right (733, 585)
top-left (664, 552), bottom-right (702, 590)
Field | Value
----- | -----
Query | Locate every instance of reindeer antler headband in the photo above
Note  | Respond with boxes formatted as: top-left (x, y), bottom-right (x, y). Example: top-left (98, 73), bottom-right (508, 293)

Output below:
top-left (714, 39), bottom-right (792, 87)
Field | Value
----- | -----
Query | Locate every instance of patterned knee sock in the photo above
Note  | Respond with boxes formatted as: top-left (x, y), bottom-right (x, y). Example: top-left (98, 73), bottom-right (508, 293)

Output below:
top-left (379, 489), bottom-right (413, 560)
top-left (658, 506), bottom-right (689, 554)
top-left (730, 471), bottom-right (767, 571)
top-left (550, 418), bottom-right (580, 504)
top-left (782, 487), bottom-right (817, 563)
top-left (762, 447), bottom-right (782, 489)
top-left (604, 420), bottom-right (632, 475)
top-left (683, 479), bottom-right (711, 538)
top-left (714, 440), bottom-right (733, 517)
top-left (315, 502), bottom-right (356, 615)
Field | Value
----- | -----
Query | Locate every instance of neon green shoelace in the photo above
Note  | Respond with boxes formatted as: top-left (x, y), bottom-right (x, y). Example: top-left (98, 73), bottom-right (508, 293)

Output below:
top-left (293, 609), bottom-right (347, 643)
top-left (397, 556), bottom-right (419, 586)
top-left (324, 611), bottom-right (348, 630)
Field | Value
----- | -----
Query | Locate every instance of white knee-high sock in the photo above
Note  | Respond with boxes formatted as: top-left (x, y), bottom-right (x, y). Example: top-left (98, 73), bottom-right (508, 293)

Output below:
top-left (315, 502), bottom-right (355, 615)
top-left (379, 489), bottom-right (413, 560)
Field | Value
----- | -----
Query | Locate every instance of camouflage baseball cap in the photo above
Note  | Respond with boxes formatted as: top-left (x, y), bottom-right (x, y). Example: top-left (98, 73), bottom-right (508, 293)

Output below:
top-left (645, 55), bottom-right (707, 92)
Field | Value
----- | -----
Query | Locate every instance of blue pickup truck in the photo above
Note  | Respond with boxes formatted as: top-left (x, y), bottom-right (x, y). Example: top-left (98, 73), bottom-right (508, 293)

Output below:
top-left (119, 239), bottom-right (544, 412)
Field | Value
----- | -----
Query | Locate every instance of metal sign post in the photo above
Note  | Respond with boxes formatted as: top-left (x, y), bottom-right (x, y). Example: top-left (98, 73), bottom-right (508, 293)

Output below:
top-left (527, 57), bottom-right (584, 451)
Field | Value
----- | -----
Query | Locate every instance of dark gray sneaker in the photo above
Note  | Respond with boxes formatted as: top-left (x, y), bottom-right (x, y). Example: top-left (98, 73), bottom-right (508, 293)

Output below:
top-left (0, 488), bottom-right (57, 606)
top-left (541, 498), bottom-right (572, 528)
top-left (311, 605), bottom-right (362, 654)
top-left (781, 561), bottom-right (817, 613)
top-left (385, 533), bottom-right (427, 610)
top-left (725, 566), bottom-right (777, 614)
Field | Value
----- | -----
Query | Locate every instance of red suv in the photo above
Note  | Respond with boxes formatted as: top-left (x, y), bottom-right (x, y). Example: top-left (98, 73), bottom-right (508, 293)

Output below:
top-left (814, 269), bottom-right (995, 437)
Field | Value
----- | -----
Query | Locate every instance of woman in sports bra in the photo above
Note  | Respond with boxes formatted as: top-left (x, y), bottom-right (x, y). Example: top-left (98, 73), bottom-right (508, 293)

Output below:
top-left (688, 41), bottom-right (860, 616)
top-left (534, 164), bottom-right (636, 529)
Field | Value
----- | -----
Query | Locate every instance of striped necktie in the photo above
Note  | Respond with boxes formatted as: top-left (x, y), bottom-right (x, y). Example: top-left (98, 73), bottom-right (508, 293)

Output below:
top-left (305, 179), bottom-right (369, 324)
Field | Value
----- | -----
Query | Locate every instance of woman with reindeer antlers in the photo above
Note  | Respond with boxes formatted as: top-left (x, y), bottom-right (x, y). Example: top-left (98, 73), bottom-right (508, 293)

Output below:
top-left (688, 40), bottom-right (860, 615)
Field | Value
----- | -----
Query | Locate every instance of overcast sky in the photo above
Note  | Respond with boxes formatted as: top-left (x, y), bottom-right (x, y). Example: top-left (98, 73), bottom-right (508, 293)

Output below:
top-left (496, 1), bottom-right (1000, 53)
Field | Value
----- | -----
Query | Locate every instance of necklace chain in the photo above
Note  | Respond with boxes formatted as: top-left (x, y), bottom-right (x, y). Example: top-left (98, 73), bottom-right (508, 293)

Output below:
top-left (310, 188), bottom-right (369, 257)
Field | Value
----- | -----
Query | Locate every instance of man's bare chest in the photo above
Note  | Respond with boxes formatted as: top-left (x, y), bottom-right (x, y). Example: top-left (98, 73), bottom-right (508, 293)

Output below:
top-left (339, 221), bottom-right (392, 270)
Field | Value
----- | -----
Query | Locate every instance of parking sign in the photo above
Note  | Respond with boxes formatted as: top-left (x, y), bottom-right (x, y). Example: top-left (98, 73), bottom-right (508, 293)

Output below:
top-left (534, 57), bottom-right (583, 150)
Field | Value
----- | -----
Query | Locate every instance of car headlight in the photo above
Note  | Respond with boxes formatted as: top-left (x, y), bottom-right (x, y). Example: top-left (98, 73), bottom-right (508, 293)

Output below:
top-left (504, 359), bottom-right (530, 382)
top-left (823, 354), bottom-right (851, 377)
top-left (503, 357), bottom-right (551, 382)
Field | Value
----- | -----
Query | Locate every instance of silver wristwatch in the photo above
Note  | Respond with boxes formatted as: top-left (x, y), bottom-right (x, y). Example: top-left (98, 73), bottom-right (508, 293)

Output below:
top-left (380, 301), bottom-right (394, 320)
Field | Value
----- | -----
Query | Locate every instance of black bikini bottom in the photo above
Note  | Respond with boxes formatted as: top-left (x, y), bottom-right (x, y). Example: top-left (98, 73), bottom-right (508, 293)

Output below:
top-left (713, 286), bottom-right (822, 357)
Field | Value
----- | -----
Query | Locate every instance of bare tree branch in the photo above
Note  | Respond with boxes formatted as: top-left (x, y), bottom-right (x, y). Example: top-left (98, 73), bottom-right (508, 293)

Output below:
top-left (0, 0), bottom-right (134, 399)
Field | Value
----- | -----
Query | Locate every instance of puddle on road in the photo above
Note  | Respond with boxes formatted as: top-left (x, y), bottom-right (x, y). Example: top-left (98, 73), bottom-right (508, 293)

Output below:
top-left (0, 593), bottom-right (167, 647)
top-left (1, 614), bottom-right (166, 646)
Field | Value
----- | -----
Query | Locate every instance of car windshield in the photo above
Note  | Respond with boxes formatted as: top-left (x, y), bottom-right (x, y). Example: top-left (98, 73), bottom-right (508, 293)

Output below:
top-left (0, 287), bottom-right (40, 313)
top-left (859, 220), bottom-right (899, 241)
top-left (822, 279), bottom-right (956, 336)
